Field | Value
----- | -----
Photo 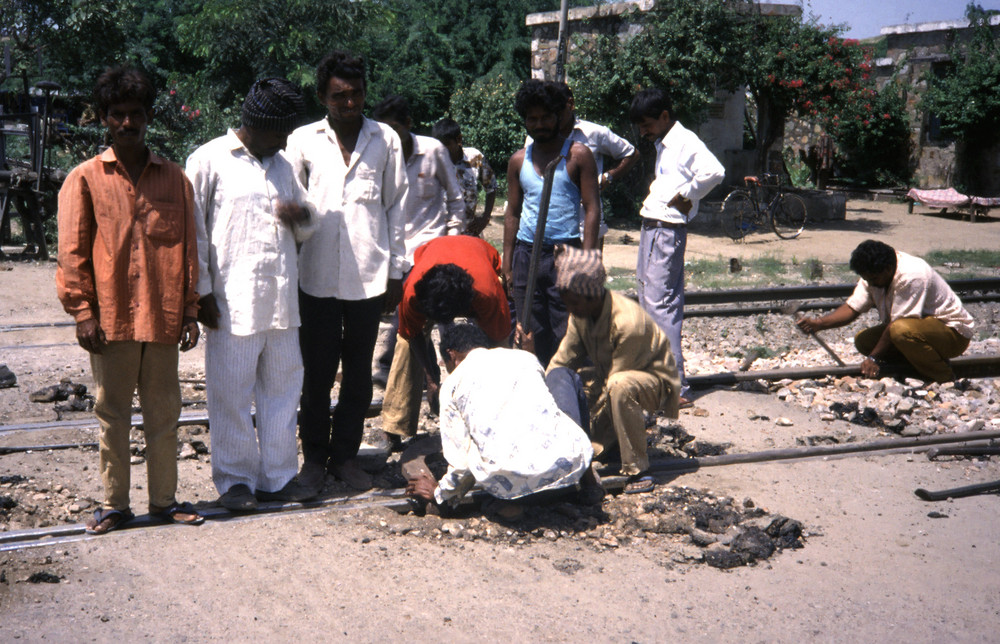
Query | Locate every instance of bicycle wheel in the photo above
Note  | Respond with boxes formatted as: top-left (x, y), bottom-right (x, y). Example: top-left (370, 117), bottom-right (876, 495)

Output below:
top-left (722, 190), bottom-right (754, 242)
top-left (771, 192), bottom-right (807, 239)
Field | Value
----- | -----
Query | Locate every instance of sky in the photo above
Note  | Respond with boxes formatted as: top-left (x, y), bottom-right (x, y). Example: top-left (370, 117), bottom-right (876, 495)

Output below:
top-left (800, 0), bottom-right (999, 39)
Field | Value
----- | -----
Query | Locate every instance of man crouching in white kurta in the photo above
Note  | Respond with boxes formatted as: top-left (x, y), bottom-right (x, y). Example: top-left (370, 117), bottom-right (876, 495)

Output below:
top-left (187, 78), bottom-right (316, 511)
top-left (405, 322), bottom-right (602, 517)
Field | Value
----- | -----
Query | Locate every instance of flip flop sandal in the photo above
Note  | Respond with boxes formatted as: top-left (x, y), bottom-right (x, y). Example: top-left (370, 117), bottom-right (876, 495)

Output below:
top-left (624, 476), bottom-right (655, 495)
top-left (85, 507), bottom-right (135, 535)
top-left (152, 501), bottom-right (205, 525)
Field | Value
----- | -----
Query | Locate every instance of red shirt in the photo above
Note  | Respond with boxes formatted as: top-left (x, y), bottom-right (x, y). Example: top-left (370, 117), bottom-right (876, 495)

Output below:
top-left (399, 236), bottom-right (510, 342)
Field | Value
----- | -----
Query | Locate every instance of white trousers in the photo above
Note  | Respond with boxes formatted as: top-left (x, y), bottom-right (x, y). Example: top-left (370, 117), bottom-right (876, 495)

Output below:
top-left (205, 327), bottom-right (303, 495)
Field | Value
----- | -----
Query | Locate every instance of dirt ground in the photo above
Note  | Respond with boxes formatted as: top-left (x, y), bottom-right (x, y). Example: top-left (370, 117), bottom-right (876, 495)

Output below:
top-left (2, 200), bottom-right (1000, 642)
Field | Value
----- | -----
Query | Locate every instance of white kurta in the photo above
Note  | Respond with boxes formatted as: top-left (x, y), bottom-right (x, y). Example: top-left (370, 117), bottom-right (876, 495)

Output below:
top-left (186, 131), bottom-right (307, 495)
top-left (434, 347), bottom-right (593, 505)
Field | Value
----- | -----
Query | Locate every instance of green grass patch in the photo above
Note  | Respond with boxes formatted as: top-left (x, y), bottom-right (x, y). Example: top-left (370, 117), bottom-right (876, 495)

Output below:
top-left (923, 249), bottom-right (1000, 268)
top-left (606, 267), bottom-right (637, 292)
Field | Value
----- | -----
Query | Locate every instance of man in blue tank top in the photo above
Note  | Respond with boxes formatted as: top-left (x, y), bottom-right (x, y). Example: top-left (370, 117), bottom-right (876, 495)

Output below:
top-left (502, 80), bottom-right (600, 367)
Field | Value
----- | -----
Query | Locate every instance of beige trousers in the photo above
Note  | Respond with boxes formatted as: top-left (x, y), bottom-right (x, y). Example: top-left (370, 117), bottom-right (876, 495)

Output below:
top-left (381, 334), bottom-right (422, 437)
top-left (90, 341), bottom-right (181, 511)
top-left (587, 370), bottom-right (665, 476)
top-left (855, 317), bottom-right (970, 383)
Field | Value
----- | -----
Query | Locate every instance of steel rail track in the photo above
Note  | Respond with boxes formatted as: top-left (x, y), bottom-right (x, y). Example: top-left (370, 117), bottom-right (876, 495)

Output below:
top-left (5, 430), bottom-right (998, 552)
top-left (4, 279), bottom-right (997, 334)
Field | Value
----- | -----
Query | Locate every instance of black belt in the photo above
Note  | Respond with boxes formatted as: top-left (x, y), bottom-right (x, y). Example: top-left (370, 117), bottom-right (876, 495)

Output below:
top-left (642, 218), bottom-right (686, 230)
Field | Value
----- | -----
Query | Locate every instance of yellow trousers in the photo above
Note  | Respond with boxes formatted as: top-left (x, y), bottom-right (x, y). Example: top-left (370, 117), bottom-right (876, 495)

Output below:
top-left (90, 341), bottom-right (181, 511)
top-left (854, 317), bottom-right (970, 383)
top-left (587, 370), bottom-right (665, 476)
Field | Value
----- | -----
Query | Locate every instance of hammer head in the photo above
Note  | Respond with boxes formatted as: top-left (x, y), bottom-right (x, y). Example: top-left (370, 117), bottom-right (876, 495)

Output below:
top-left (780, 301), bottom-right (804, 318)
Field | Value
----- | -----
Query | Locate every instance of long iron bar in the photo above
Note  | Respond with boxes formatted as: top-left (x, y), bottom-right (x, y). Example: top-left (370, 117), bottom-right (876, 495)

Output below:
top-left (688, 353), bottom-right (1000, 388)
top-left (520, 155), bottom-right (563, 336)
top-left (684, 277), bottom-right (1000, 306)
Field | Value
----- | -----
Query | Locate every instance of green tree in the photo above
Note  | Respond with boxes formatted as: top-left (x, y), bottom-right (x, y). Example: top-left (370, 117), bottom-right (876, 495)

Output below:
top-left (921, 3), bottom-right (1000, 192)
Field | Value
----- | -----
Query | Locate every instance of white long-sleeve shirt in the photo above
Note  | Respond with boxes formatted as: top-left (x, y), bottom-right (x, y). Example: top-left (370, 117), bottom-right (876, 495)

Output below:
top-left (402, 134), bottom-right (465, 261)
top-left (846, 250), bottom-right (975, 339)
top-left (186, 130), bottom-right (312, 336)
top-left (640, 121), bottom-right (725, 224)
top-left (434, 347), bottom-right (593, 506)
top-left (285, 116), bottom-right (408, 300)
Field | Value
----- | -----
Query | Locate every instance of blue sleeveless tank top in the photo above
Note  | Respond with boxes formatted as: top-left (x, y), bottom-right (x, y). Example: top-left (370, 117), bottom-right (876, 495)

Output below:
top-left (517, 138), bottom-right (580, 244)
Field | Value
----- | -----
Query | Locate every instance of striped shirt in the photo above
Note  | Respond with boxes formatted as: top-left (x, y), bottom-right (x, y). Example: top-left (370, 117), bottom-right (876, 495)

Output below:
top-left (56, 147), bottom-right (199, 344)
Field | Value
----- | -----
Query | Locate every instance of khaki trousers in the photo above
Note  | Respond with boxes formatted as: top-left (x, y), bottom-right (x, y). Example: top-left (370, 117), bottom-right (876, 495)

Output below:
top-left (90, 341), bottom-right (181, 511)
top-left (588, 370), bottom-right (665, 476)
top-left (381, 334), bottom-right (423, 437)
top-left (854, 317), bottom-right (970, 383)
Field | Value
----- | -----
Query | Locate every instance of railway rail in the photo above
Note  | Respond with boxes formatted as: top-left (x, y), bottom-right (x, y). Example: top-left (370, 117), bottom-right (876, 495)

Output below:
top-left (4, 428), bottom-right (998, 553)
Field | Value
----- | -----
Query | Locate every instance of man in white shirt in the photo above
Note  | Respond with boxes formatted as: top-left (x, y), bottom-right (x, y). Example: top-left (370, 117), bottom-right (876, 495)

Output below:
top-left (555, 84), bottom-right (638, 245)
top-left (629, 88), bottom-right (725, 406)
top-left (188, 78), bottom-right (314, 510)
top-left (371, 96), bottom-right (464, 386)
top-left (285, 51), bottom-right (408, 491)
top-left (797, 240), bottom-right (975, 383)
top-left (405, 323), bottom-right (597, 513)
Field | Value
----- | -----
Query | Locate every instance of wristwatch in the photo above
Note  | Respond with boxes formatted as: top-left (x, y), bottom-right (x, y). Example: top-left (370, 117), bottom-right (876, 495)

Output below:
top-left (601, 172), bottom-right (611, 186)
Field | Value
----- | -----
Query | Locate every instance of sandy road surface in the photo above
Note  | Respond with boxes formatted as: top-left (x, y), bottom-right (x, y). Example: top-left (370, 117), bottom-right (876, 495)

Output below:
top-left (2, 200), bottom-right (1000, 642)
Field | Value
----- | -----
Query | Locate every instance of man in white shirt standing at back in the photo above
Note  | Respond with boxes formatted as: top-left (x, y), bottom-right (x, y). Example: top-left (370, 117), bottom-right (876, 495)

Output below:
top-left (188, 78), bottom-right (315, 511)
top-left (555, 84), bottom-right (638, 247)
top-left (285, 52), bottom-right (409, 492)
top-left (629, 88), bottom-right (725, 407)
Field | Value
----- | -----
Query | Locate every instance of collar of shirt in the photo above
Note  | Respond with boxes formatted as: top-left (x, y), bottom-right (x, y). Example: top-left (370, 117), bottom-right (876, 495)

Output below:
top-left (406, 132), bottom-right (429, 167)
top-left (99, 145), bottom-right (165, 170)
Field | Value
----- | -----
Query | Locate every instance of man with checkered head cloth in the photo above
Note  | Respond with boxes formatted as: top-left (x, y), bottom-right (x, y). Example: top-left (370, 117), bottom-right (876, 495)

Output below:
top-left (547, 246), bottom-right (680, 486)
top-left (187, 77), bottom-right (316, 511)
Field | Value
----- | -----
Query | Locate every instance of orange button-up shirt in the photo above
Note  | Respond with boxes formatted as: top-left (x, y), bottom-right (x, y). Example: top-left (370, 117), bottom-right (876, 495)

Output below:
top-left (56, 147), bottom-right (199, 344)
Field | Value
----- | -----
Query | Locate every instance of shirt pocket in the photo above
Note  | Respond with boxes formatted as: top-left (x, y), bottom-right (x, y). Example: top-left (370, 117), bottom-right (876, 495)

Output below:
top-left (145, 203), bottom-right (184, 245)
top-left (347, 165), bottom-right (381, 203)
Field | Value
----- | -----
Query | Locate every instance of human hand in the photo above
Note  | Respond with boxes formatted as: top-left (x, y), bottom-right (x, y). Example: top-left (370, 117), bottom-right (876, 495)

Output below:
top-left (180, 316), bottom-right (200, 351)
top-left (860, 356), bottom-right (881, 379)
top-left (197, 294), bottom-right (220, 329)
top-left (667, 193), bottom-right (692, 216)
top-left (466, 214), bottom-right (489, 236)
top-left (275, 201), bottom-right (310, 227)
top-left (405, 471), bottom-right (438, 502)
top-left (514, 322), bottom-right (534, 354)
top-left (384, 278), bottom-right (403, 313)
top-left (75, 318), bottom-right (106, 354)
top-left (796, 316), bottom-right (821, 334)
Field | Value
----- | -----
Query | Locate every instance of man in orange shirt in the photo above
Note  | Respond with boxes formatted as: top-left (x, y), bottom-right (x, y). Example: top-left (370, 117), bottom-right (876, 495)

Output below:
top-left (381, 235), bottom-right (511, 442)
top-left (56, 66), bottom-right (203, 534)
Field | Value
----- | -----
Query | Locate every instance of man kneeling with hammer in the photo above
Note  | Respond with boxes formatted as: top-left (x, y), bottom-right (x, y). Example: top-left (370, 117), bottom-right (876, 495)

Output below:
top-left (797, 239), bottom-right (974, 383)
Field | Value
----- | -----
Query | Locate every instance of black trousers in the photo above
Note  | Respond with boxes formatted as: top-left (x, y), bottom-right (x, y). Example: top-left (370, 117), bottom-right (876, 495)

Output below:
top-left (511, 239), bottom-right (579, 368)
top-left (298, 290), bottom-right (383, 467)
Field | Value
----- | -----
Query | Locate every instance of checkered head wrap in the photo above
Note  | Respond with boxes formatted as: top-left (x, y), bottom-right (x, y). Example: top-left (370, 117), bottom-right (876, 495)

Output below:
top-left (241, 78), bottom-right (305, 132)
top-left (554, 245), bottom-right (606, 298)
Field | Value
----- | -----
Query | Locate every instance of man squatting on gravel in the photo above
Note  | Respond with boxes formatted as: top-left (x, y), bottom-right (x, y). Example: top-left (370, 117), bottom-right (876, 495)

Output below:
top-left (797, 240), bottom-right (975, 383)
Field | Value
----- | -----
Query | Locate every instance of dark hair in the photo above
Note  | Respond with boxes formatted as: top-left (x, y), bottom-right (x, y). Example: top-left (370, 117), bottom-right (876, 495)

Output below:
top-left (439, 322), bottom-right (490, 355)
top-left (371, 95), bottom-right (410, 124)
top-left (432, 117), bottom-right (462, 143)
top-left (94, 66), bottom-right (155, 117)
top-left (414, 264), bottom-right (475, 323)
top-left (514, 79), bottom-right (566, 118)
top-left (629, 88), bottom-right (673, 122)
top-left (316, 51), bottom-right (366, 95)
top-left (850, 240), bottom-right (897, 276)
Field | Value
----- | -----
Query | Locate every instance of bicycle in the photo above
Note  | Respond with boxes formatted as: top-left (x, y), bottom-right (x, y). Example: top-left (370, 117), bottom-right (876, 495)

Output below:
top-left (722, 173), bottom-right (808, 242)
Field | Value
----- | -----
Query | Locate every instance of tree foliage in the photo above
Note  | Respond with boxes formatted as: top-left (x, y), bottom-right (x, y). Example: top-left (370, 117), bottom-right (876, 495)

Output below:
top-left (921, 3), bottom-right (1000, 191)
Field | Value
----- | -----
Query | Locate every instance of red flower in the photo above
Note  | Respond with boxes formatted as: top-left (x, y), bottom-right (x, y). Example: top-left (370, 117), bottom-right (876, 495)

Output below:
top-left (181, 105), bottom-right (189, 112)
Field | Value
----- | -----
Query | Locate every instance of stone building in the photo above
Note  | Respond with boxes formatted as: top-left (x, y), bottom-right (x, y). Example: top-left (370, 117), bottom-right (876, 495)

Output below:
top-left (874, 16), bottom-right (1000, 192)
